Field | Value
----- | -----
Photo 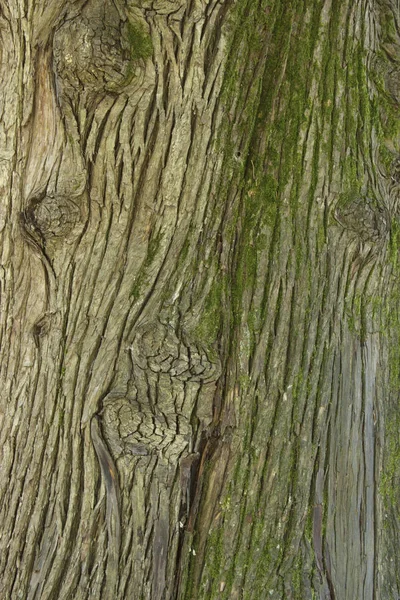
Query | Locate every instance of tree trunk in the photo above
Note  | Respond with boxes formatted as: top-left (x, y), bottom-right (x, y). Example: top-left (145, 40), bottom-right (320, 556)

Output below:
top-left (1, 0), bottom-right (399, 598)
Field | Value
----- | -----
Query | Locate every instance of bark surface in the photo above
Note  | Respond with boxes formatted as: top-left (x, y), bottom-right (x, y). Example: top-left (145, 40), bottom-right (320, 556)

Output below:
top-left (0, 0), bottom-right (400, 598)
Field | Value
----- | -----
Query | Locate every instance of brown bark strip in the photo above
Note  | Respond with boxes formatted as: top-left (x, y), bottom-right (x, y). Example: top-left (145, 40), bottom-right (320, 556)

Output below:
top-left (90, 415), bottom-right (121, 598)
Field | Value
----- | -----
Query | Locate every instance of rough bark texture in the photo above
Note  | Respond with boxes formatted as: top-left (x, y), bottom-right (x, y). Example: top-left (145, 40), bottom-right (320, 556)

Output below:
top-left (1, 0), bottom-right (400, 598)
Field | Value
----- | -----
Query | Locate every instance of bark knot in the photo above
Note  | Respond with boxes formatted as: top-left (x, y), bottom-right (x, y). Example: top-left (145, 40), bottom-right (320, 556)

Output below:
top-left (25, 195), bottom-right (81, 239)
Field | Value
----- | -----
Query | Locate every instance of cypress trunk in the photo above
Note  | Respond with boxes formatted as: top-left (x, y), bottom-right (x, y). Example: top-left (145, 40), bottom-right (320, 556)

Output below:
top-left (0, 0), bottom-right (399, 598)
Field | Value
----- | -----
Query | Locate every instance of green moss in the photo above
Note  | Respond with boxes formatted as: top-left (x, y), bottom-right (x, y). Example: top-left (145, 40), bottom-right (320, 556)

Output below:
top-left (380, 413), bottom-right (400, 508)
top-left (389, 219), bottom-right (400, 271)
top-left (377, 217), bottom-right (400, 510)
top-left (379, 144), bottom-right (395, 174)
top-left (182, 536), bottom-right (196, 600)
top-left (193, 280), bottom-right (223, 345)
top-left (107, 20), bottom-right (153, 90)
top-left (345, 292), bottom-right (363, 336)
top-left (380, 4), bottom-right (398, 43)
top-left (292, 553), bottom-right (304, 598)
top-left (207, 526), bottom-right (224, 580)
top-left (316, 220), bottom-right (326, 250)
top-left (370, 49), bottom-right (400, 161)
top-left (126, 21), bottom-right (153, 61)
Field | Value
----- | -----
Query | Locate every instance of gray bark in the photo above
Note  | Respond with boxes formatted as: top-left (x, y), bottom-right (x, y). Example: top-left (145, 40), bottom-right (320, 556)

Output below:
top-left (0, 0), bottom-right (399, 598)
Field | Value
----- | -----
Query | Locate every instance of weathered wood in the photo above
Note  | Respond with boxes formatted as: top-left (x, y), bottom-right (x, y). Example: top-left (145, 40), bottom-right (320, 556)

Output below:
top-left (0, 0), bottom-right (400, 598)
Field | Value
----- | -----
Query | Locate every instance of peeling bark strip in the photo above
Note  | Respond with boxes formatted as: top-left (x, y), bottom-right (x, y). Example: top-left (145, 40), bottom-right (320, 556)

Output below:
top-left (0, 0), bottom-right (400, 598)
top-left (91, 415), bottom-right (121, 597)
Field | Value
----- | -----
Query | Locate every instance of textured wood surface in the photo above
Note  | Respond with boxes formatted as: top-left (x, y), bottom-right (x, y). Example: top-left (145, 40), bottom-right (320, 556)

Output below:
top-left (0, 0), bottom-right (399, 598)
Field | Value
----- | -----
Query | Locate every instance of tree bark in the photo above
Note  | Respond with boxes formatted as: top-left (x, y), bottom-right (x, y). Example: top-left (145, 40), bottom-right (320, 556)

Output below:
top-left (0, 0), bottom-right (399, 598)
